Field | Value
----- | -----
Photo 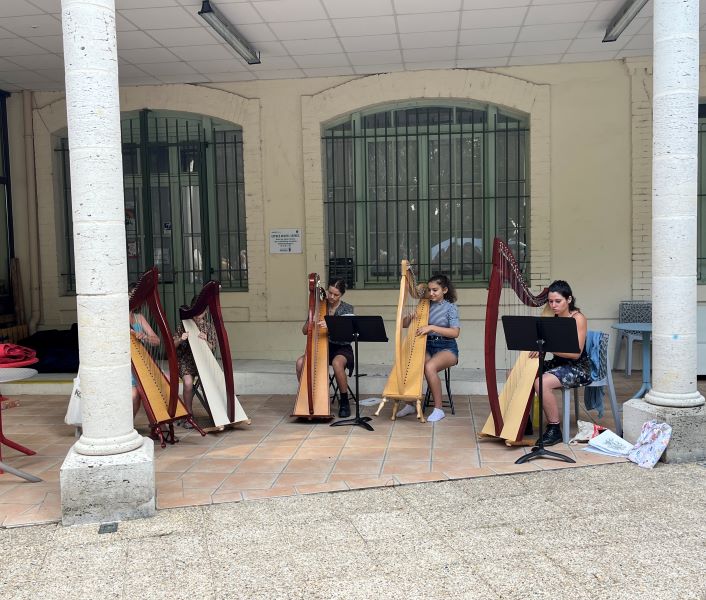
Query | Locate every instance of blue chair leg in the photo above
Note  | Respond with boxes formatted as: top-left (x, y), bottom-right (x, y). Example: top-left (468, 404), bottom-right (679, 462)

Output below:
top-left (561, 388), bottom-right (571, 444)
top-left (606, 368), bottom-right (622, 437)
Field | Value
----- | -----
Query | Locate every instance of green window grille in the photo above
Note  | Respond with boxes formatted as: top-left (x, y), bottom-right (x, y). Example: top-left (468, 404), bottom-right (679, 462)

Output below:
top-left (323, 103), bottom-right (529, 288)
top-left (698, 104), bottom-right (706, 282)
top-left (56, 109), bottom-right (248, 321)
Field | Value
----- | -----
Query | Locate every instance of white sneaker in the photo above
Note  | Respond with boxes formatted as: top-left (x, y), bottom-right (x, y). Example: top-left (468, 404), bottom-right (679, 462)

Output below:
top-left (396, 403), bottom-right (416, 418)
top-left (427, 408), bottom-right (446, 422)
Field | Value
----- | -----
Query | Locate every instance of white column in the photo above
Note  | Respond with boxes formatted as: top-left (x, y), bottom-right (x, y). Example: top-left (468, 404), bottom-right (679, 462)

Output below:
top-left (60, 0), bottom-right (154, 525)
top-left (645, 0), bottom-right (704, 409)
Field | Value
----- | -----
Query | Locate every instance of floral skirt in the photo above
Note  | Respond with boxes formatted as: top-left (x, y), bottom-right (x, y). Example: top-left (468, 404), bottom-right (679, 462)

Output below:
top-left (543, 355), bottom-right (592, 388)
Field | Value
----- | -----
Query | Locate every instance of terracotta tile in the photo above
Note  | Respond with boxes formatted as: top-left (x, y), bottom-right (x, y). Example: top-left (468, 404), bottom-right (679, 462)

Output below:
top-left (486, 463), bottom-right (544, 474)
top-left (478, 448), bottom-right (530, 463)
top-left (205, 444), bottom-right (257, 459)
top-left (4, 507), bottom-right (59, 527)
top-left (275, 473), bottom-right (328, 487)
top-left (338, 446), bottom-right (388, 460)
top-left (154, 458), bottom-right (200, 473)
top-left (243, 486), bottom-right (297, 500)
top-left (282, 459), bottom-right (334, 474)
top-left (443, 467), bottom-right (496, 479)
top-left (295, 481), bottom-right (349, 495)
top-left (343, 435), bottom-right (390, 448)
top-left (381, 461), bottom-right (431, 475)
top-left (235, 458), bottom-right (289, 473)
top-left (210, 490), bottom-right (244, 504)
top-left (180, 471), bottom-right (229, 489)
top-left (431, 459), bottom-right (480, 473)
top-left (432, 436), bottom-right (477, 449)
top-left (293, 446), bottom-right (342, 460)
top-left (431, 448), bottom-right (479, 462)
top-left (339, 476), bottom-right (397, 490)
top-left (394, 472), bottom-right (448, 484)
top-left (300, 436), bottom-right (348, 447)
top-left (248, 445), bottom-right (299, 460)
top-left (0, 485), bottom-right (51, 504)
top-left (156, 480), bottom-right (184, 495)
top-left (331, 459), bottom-right (382, 475)
top-left (385, 447), bottom-right (431, 461)
top-left (189, 458), bottom-right (240, 473)
top-left (387, 437), bottom-right (432, 449)
top-left (218, 472), bottom-right (278, 491)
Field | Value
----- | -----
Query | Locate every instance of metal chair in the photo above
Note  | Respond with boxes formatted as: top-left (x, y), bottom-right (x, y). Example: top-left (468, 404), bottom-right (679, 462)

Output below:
top-left (423, 367), bottom-right (455, 414)
top-left (329, 367), bottom-right (361, 405)
top-left (613, 300), bottom-right (651, 376)
top-left (561, 331), bottom-right (622, 444)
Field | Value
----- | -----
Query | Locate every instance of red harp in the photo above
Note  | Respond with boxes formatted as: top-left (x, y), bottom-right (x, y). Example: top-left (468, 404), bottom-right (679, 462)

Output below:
top-left (130, 267), bottom-right (203, 446)
top-left (179, 281), bottom-right (250, 431)
top-left (292, 273), bottom-right (331, 419)
top-left (482, 238), bottom-right (549, 445)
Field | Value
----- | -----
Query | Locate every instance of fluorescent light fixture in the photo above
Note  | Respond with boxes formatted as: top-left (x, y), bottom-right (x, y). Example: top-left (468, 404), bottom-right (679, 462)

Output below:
top-left (198, 0), bottom-right (261, 65)
top-left (603, 0), bottom-right (650, 43)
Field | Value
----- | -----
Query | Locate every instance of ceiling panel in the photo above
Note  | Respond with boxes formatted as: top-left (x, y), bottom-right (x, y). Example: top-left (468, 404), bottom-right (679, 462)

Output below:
top-left (0, 0), bottom-right (661, 90)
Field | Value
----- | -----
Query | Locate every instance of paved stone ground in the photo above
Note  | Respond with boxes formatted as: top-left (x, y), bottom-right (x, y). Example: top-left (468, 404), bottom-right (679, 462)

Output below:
top-left (1, 461), bottom-right (705, 599)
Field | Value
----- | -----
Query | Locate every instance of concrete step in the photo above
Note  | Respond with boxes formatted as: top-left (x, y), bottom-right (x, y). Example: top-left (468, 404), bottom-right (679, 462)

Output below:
top-left (2, 360), bottom-right (504, 396)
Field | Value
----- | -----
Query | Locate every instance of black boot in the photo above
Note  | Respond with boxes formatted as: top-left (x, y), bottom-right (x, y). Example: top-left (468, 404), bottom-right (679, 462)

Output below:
top-left (338, 393), bottom-right (351, 418)
top-left (537, 423), bottom-right (562, 447)
top-left (524, 416), bottom-right (533, 437)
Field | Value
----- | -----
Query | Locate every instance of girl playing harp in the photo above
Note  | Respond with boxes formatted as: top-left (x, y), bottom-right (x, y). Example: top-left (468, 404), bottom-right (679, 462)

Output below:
top-left (396, 274), bottom-right (460, 422)
top-left (173, 303), bottom-right (217, 428)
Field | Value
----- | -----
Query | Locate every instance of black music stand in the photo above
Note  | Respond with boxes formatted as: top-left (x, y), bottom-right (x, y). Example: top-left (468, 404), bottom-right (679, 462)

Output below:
top-left (325, 315), bottom-right (388, 431)
top-left (502, 315), bottom-right (578, 464)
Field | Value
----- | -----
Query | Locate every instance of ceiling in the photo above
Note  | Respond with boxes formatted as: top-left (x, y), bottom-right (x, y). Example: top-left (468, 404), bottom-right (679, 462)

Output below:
top-left (0, 0), bottom-right (702, 91)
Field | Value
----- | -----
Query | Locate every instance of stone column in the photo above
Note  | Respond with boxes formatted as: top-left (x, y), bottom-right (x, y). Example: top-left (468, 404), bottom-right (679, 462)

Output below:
top-left (623, 0), bottom-right (706, 462)
top-left (59, 0), bottom-right (155, 525)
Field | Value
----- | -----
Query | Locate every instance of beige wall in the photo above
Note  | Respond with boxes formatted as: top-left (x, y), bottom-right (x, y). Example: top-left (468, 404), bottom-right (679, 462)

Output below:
top-left (13, 60), bottom-right (637, 367)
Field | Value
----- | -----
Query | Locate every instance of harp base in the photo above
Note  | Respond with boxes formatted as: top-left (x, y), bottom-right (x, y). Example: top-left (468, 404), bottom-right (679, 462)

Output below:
top-left (516, 445), bottom-right (575, 465)
top-left (375, 397), bottom-right (425, 423)
top-left (330, 415), bottom-right (374, 431)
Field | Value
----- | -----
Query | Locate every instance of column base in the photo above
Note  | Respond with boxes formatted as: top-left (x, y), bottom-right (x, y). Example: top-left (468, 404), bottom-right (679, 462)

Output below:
top-left (60, 438), bottom-right (155, 526)
top-left (623, 399), bottom-right (706, 463)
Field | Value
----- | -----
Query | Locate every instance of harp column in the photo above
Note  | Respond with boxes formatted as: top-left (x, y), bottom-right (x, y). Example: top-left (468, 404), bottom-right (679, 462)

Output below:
top-left (623, 0), bottom-right (706, 462)
top-left (59, 0), bottom-right (155, 525)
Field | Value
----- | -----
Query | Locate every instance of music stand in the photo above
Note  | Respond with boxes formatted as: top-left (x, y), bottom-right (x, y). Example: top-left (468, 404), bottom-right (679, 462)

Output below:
top-left (325, 315), bottom-right (388, 431)
top-left (502, 316), bottom-right (578, 464)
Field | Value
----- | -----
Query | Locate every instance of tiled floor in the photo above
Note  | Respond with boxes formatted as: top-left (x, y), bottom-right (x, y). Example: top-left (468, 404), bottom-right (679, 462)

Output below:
top-left (0, 374), bottom-right (647, 527)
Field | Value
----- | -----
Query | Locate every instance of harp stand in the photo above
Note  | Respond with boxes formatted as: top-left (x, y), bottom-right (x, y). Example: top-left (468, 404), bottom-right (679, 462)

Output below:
top-left (325, 316), bottom-right (388, 432)
top-left (501, 316), bottom-right (577, 465)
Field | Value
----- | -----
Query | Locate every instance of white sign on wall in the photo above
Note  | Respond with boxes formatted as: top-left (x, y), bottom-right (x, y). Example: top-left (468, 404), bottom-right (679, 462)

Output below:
top-left (269, 228), bottom-right (302, 254)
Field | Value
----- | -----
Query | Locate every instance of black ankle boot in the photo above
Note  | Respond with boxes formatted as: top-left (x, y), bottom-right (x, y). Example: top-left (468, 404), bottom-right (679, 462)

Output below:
top-left (338, 394), bottom-right (350, 418)
top-left (537, 423), bottom-right (562, 447)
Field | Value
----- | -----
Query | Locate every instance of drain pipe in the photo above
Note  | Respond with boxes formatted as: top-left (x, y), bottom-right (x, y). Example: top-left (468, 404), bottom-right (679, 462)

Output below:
top-left (23, 90), bottom-right (41, 334)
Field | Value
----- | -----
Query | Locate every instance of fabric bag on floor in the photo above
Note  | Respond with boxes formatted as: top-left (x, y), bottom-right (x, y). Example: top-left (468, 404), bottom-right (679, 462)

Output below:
top-left (568, 420), bottom-right (607, 444)
top-left (627, 420), bottom-right (672, 468)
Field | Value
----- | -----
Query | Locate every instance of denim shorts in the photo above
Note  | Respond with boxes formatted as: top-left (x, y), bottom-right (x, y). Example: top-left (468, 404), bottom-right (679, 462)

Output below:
top-left (426, 336), bottom-right (459, 358)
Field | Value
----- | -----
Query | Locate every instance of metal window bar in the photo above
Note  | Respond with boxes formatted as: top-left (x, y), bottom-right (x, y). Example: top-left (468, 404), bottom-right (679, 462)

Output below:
top-left (323, 104), bottom-right (529, 288)
top-left (58, 112), bottom-right (248, 317)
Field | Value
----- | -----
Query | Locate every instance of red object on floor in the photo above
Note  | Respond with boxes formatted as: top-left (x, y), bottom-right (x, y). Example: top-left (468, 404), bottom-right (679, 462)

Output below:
top-left (0, 363), bottom-right (38, 470)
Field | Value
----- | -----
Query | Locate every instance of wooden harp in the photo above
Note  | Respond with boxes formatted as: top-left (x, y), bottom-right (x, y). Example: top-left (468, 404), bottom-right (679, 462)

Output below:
top-left (480, 238), bottom-right (549, 445)
top-left (130, 267), bottom-right (203, 446)
top-left (291, 273), bottom-right (331, 419)
top-left (375, 260), bottom-right (430, 422)
top-left (179, 281), bottom-right (250, 431)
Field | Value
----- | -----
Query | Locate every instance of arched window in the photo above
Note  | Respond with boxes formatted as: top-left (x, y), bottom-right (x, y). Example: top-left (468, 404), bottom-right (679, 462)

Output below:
top-left (56, 110), bottom-right (248, 320)
top-left (323, 103), bottom-right (529, 288)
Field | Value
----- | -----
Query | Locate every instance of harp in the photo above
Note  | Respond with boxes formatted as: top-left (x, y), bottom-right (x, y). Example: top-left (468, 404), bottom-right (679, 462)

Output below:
top-left (130, 267), bottom-right (203, 446)
top-left (481, 238), bottom-right (549, 445)
top-left (291, 273), bottom-right (332, 419)
top-left (179, 281), bottom-right (250, 431)
top-left (375, 260), bottom-right (430, 422)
